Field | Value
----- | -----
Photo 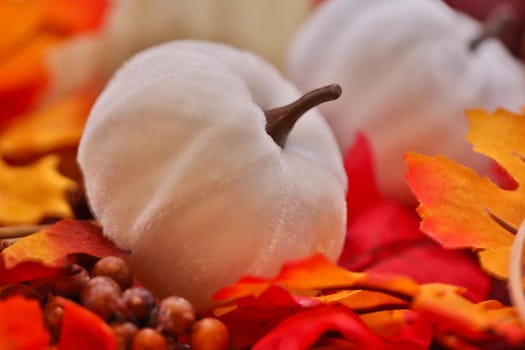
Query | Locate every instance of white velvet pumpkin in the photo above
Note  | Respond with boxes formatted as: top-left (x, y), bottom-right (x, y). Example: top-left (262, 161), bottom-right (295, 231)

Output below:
top-left (77, 40), bottom-right (347, 310)
top-left (288, 0), bottom-right (525, 203)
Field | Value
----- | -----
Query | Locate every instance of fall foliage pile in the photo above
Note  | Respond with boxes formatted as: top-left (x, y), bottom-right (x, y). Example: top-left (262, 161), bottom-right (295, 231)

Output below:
top-left (2, 1), bottom-right (525, 349)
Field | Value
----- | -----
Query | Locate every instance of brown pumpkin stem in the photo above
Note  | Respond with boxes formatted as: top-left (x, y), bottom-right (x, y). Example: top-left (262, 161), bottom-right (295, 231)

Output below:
top-left (265, 84), bottom-right (342, 148)
top-left (469, 4), bottom-right (515, 51)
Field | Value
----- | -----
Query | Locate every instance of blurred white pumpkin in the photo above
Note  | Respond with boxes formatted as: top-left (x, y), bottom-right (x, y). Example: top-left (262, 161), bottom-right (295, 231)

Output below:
top-left (287, 0), bottom-right (525, 203)
top-left (46, 0), bottom-right (311, 101)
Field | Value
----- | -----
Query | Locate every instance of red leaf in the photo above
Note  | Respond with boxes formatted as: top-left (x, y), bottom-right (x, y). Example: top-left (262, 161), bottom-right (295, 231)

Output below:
top-left (0, 296), bottom-right (50, 350)
top-left (2, 219), bottom-right (128, 269)
top-left (0, 258), bottom-right (65, 285)
top-left (339, 199), bottom-right (423, 271)
top-left (55, 296), bottom-right (116, 350)
top-left (341, 133), bottom-right (490, 302)
top-left (367, 242), bottom-right (490, 302)
top-left (252, 305), bottom-right (393, 350)
top-left (218, 285), bottom-right (322, 349)
top-left (344, 132), bottom-right (381, 221)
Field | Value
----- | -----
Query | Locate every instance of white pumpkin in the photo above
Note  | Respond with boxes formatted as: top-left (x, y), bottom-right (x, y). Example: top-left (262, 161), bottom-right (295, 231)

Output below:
top-left (46, 0), bottom-right (311, 101)
top-left (77, 40), bottom-right (347, 310)
top-left (287, 0), bottom-right (525, 203)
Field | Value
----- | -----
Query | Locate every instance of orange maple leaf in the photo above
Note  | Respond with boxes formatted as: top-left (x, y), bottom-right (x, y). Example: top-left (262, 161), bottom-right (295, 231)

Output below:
top-left (214, 254), bottom-right (420, 302)
top-left (413, 283), bottom-right (525, 345)
top-left (405, 108), bottom-right (525, 279)
top-left (0, 89), bottom-right (96, 159)
top-left (0, 155), bottom-right (76, 225)
top-left (214, 254), bottom-right (525, 349)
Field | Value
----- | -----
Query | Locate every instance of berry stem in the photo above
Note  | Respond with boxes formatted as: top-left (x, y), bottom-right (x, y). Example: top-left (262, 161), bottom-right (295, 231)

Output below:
top-left (265, 84), bottom-right (342, 148)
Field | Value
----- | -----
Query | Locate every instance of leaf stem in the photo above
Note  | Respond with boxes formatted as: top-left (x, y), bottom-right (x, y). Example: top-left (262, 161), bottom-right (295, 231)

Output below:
top-left (0, 224), bottom-right (50, 239)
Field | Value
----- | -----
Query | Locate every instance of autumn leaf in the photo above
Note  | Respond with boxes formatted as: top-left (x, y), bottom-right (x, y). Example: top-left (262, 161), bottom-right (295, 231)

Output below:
top-left (412, 283), bottom-right (525, 346)
top-left (44, 0), bottom-right (109, 34)
top-left (317, 289), bottom-right (408, 314)
top-left (0, 89), bottom-right (96, 159)
top-left (0, 1), bottom-right (45, 52)
top-left (214, 254), bottom-right (420, 302)
top-left (216, 284), bottom-right (413, 348)
top-left (360, 310), bottom-right (432, 347)
top-left (0, 260), bottom-right (66, 285)
top-left (215, 253), bottom-right (525, 349)
top-left (2, 219), bottom-right (128, 269)
top-left (216, 285), bottom-right (321, 349)
top-left (367, 242), bottom-right (490, 302)
top-left (0, 0), bottom-right (108, 124)
top-left (252, 305), bottom-right (395, 350)
top-left (340, 133), bottom-right (490, 301)
top-left (54, 296), bottom-right (116, 350)
top-left (0, 296), bottom-right (50, 350)
top-left (343, 132), bottom-right (381, 221)
top-left (0, 33), bottom-right (56, 125)
top-left (0, 155), bottom-right (76, 225)
top-left (405, 108), bottom-right (525, 278)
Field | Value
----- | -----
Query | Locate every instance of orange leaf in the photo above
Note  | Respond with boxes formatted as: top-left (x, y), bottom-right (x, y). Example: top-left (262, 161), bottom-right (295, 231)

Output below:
top-left (412, 283), bottom-right (525, 345)
top-left (0, 296), bottom-right (50, 350)
top-left (214, 254), bottom-right (420, 302)
top-left (2, 219), bottom-right (128, 269)
top-left (405, 108), bottom-right (525, 278)
top-left (0, 1), bottom-right (45, 52)
top-left (0, 33), bottom-right (56, 124)
top-left (0, 0), bottom-right (108, 125)
top-left (0, 89), bottom-right (95, 158)
top-left (318, 290), bottom-right (408, 313)
top-left (0, 155), bottom-right (76, 225)
top-left (44, 0), bottom-right (109, 34)
top-left (215, 253), bottom-right (524, 349)
top-left (360, 310), bottom-right (432, 347)
top-left (54, 296), bottom-right (116, 350)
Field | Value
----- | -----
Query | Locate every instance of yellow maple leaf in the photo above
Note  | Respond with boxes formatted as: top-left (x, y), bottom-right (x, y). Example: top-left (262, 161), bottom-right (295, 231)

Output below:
top-left (0, 155), bottom-right (76, 225)
top-left (405, 108), bottom-right (525, 279)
